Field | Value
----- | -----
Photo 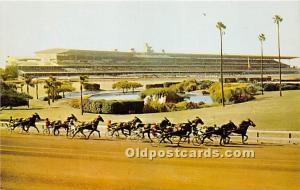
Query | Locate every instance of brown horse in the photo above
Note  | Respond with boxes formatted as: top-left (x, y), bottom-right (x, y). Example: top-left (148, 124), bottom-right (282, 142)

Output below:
top-left (231, 119), bottom-right (256, 144)
top-left (72, 115), bottom-right (104, 139)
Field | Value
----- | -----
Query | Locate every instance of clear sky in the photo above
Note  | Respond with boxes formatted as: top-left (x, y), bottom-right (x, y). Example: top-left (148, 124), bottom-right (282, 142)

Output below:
top-left (0, 1), bottom-right (300, 68)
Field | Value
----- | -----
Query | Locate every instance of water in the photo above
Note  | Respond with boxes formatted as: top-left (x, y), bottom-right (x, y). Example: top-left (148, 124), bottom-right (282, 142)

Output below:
top-left (89, 91), bottom-right (213, 104)
top-left (183, 92), bottom-right (213, 104)
top-left (89, 91), bottom-right (140, 101)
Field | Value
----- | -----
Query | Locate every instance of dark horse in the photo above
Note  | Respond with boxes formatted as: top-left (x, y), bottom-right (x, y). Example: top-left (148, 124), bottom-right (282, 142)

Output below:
top-left (111, 117), bottom-right (142, 137)
top-left (160, 117), bottom-right (204, 146)
top-left (72, 115), bottom-right (104, 139)
top-left (20, 113), bottom-right (41, 133)
top-left (135, 117), bottom-right (172, 142)
top-left (232, 119), bottom-right (256, 144)
top-left (201, 121), bottom-right (237, 146)
top-left (53, 114), bottom-right (78, 136)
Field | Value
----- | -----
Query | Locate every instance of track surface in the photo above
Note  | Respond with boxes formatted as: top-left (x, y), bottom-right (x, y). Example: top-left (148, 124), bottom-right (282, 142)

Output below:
top-left (1, 130), bottom-right (300, 190)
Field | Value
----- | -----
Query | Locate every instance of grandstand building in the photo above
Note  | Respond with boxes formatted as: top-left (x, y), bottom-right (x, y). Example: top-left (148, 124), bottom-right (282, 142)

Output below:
top-left (7, 46), bottom-right (298, 77)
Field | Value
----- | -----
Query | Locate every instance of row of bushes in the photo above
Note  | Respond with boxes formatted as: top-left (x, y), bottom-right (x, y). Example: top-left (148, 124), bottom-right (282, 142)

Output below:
top-left (208, 83), bottom-right (257, 104)
top-left (145, 80), bottom-right (215, 91)
top-left (263, 83), bottom-right (300, 91)
top-left (71, 99), bottom-right (144, 114)
top-left (143, 100), bottom-right (211, 113)
top-left (145, 82), bottom-right (180, 89)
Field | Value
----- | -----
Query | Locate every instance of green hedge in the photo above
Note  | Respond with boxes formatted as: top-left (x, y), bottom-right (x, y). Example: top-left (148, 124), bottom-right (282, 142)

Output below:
top-left (83, 83), bottom-right (100, 91)
top-left (163, 82), bottom-right (180, 88)
top-left (145, 83), bottom-right (164, 89)
top-left (264, 83), bottom-right (300, 91)
top-left (80, 99), bottom-right (144, 114)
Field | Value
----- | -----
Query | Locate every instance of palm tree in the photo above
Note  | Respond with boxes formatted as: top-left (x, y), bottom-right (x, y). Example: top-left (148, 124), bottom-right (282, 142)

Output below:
top-left (80, 75), bottom-right (88, 115)
top-left (24, 75), bottom-right (33, 95)
top-left (216, 21), bottom-right (226, 107)
top-left (273, 15), bottom-right (283, 96)
top-left (258, 33), bottom-right (266, 95)
top-left (33, 79), bottom-right (39, 99)
top-left (44, 76), bottom-right (61, 105)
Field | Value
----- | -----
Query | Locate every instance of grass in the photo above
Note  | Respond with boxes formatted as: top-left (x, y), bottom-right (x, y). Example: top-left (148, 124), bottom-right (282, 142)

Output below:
top-left (1, 89), bottom-right (300, 131)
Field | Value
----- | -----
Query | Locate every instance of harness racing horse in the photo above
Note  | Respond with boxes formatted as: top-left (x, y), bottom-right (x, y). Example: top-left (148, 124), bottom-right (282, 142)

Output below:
top-left (53, 114), bottom-right (78, 136)
top-left (20, 113), bottom-right (41, 133)
top-left (135, 117), bottom-right (172, 142)
top-left (231, 119), bottom-right (256, 144)
top-left (72, 115), bottom-right (104, 139)
top-left (159, 117), bottom-right (204, 146)
top-left (111, 117), bottom-right (142, 137)
top-left (201, 121), bottom-right (237, 146)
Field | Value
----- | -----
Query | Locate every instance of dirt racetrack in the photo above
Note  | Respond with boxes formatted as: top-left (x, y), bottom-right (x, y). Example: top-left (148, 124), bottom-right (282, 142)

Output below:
top-left (1, 130), bottom-right (300, 190)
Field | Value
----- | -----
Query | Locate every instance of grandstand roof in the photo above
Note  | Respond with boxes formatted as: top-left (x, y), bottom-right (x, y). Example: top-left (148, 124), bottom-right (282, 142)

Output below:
top-left (35, 48), bottom-right (298, 59)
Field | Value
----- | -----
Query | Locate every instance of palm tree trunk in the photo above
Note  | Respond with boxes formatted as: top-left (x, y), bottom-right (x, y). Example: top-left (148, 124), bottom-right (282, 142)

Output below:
top-left (52, 87), bottom-right (55, 102)
top-left (48, 90), bottom-right (50, 106)
top-left (36, 83), bottom-right (39, 99)
top-left (220, 29), bottom-right (225, 107)
top-left (277, 23), bottom-right (282, 96)
top-left (26, 84), bottom-right (29, 95)
top-left (80, 83), bottom-right (83, 115)
top-left (260, 41), bottom-right (264, 95)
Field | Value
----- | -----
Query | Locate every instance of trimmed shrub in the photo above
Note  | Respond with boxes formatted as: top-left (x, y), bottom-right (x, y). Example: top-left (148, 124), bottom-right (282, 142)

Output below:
top-left (281, 84), bottom-right (300, 90)
top-left (145, 83), bottom-right (164, 89)
top-left (264, 83), bottom-right (300, 91)
top-left (0, 81), bottom-right (32, 107)
top-left (263, 83), bottom-right (279, 91)
top-left (83, 83), bottom-right (100, 91)
top-left (76, 99), bottom-right (144, 114)
top-left (43, 95), bottom-right (62, 101)
top-left (209, 83), bottom-right (255, 104)
top-left (163, 82), bottom-right (180, 88)
top-left (198, 80), bottom-right (214, 90)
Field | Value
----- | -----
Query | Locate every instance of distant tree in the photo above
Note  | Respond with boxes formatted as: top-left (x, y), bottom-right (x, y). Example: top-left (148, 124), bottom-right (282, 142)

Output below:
top-left (216, 21), bottom-right (226, 107)
top-left (58, 81), bottom-right (75, 98)
top-left (44, 76), bottom-right (62, 105)
top-left (112, 80), bottom-right (131, 93)
top-left (33, 79), bottom-right (40, 99)
top-left (24, 75), bottom-right (34, 95)
top-left (0, 65), bottom-right (18, 80)
top-left (273, 15), bottom-right (283, 97)
top-left (258, 33), bottom-right (266, 95)
top-left (129, 82), bottom-right (143, 92)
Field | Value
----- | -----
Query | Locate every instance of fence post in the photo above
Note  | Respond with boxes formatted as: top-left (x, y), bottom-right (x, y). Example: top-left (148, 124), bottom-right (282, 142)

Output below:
top-left (288, 133), bottom-right (292, 144)
top-left (257, 132), bottom-right (259, 143)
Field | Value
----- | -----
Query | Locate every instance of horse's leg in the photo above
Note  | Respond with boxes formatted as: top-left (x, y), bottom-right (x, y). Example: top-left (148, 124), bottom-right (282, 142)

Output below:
top-left (167, 136), bottom-right (173, 144)
top-left (72, 129), bottom-right (80, 139)
top-left (66, 127), bottom-right (69, 137)
top-left (147, 132), bottom-right (153, 142)
top-left (159, 136), bottom-right (165, 144)
top-left (242, 135), bottom-right (248, 144)
top-left (96, 129), bottom-right (101, 138)
top-left (33, 125), bottom-right (39, 133)
top-left (80, 130), bottom-right (86, 138)
top-left (177, 137), bottom-right (182, 146)
top-left (87, 130), bottom-right (94, 139)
